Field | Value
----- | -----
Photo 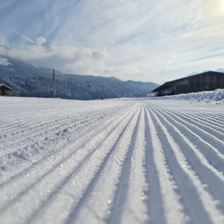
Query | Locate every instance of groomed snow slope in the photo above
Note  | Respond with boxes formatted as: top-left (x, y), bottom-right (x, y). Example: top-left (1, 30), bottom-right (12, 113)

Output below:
top-left (0, 97), bottom-right (224, 224)
top-left (159, 89), bottom-right (224, 103)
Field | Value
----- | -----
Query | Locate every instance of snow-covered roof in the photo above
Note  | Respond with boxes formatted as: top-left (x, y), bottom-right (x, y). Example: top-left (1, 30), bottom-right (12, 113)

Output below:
top-left (152, 71), bottom-right (224, 93)
top-left (0, 84), bottom-right (13, 90)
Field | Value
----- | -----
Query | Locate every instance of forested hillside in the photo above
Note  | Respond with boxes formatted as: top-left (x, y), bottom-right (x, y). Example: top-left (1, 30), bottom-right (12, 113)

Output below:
top-left (0, 56), bottom-right (157, 100)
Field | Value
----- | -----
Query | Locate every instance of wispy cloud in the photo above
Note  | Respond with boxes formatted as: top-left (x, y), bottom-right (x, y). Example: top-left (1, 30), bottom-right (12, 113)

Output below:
top-left (6, 27), bottom-right (35, 44)
top-left (0, 0), bottom-right (224, 82)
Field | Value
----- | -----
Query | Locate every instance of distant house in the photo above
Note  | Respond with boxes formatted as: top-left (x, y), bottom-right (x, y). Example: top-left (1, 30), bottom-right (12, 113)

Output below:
top-left (0, 84), bottom-right (13, 96)
top-left (152, 71), bottom-right (224, 96)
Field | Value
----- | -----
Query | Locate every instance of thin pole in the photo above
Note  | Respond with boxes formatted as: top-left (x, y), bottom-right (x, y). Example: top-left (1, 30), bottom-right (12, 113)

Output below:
top-left (52, 69), bottom-right (56, 97)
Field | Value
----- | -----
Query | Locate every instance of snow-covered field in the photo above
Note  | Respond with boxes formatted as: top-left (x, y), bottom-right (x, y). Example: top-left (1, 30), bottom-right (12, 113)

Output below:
top-left (0, 96), bottom-right (224, 224)
top-left (157, 89), bottom-right (224, 103)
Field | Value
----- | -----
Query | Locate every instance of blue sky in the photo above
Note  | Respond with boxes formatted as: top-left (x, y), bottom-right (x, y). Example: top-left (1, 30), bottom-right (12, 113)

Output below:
top-left (0, 0), bottom-right (224, 83)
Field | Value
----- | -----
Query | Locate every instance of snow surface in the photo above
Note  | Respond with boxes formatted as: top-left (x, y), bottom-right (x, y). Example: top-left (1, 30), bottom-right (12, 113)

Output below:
top-left (0, 96), bottom-right (224, 224)
top-left (157, 89), bottom-right (224, 103)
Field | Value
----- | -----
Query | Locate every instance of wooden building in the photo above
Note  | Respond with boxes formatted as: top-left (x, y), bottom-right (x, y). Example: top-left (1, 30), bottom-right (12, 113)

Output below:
top-left (0, 84), bottom-right (13, 96)
top-left (152, 71), bottom-right (224, 96)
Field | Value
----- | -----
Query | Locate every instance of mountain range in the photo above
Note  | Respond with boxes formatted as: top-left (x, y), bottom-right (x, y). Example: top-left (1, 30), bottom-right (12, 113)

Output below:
top-left (0, 56), bottom-right (158, 100)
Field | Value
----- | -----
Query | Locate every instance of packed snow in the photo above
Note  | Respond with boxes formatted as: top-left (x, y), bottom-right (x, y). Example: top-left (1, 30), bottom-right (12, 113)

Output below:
top-left (0, 95), bottom-right (224, 224)
top-left (157, 89), bottom-right (224, 103)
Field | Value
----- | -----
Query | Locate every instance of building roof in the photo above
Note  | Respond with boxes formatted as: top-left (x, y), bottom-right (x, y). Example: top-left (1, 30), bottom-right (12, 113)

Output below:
top-left (0, 84), bottom-right (13, 90)
top-left (152, 71), bottom-right (224, 92)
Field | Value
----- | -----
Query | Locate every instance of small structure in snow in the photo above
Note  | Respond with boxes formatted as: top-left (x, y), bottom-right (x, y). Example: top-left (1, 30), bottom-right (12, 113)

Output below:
top-left (0, 84), bottom-right (13, 96)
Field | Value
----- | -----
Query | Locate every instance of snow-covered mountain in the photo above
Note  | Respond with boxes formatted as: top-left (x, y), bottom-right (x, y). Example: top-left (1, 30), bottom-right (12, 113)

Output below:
top-left (0, 56), bottom-right (158, 100)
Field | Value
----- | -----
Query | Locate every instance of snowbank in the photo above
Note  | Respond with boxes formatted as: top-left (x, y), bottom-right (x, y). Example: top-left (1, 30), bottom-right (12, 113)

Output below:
top-left (159, 89), bottom-right (224, 103)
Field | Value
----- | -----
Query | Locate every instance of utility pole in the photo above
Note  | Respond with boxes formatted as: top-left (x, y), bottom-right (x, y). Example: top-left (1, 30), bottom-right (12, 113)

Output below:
top-left (52, 69), bottom-right (56, 97)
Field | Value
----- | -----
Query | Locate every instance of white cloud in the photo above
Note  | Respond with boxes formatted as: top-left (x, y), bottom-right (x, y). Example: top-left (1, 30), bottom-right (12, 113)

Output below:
top-left (0, 56), bottom-right (10, 66)
top-left (35, 36), bottom-right (47, 46)
top-left (0, 38), bottom-right (109, 75)
top-left (0, 0), bottom-right (224, 82)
